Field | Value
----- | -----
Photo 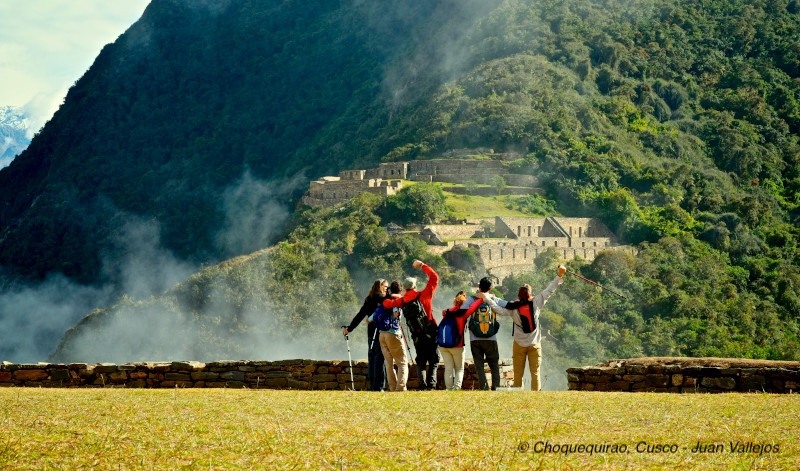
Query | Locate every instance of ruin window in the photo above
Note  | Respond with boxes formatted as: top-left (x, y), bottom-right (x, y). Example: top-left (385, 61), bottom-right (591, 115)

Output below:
top-left (527, 226), bottom-right (532, 237)
top-left (537, 226), bottom-right (542, 235)
top-left (488, 249), bottom-right (492, 261)
top-left (518, 226), bottom-right (522, 236)
top-left (579, 227), bottom-right (583, 237)
top-left (594, 241), bottom-right (597, 247)
top-left (582, 242), bottom-right (585, 247)
top-left (542, 241), bottom-right (546, 247)
top-left (569, 226), bottom-right (573, 236)
top-left (554, 241), bottom-right (558, 247)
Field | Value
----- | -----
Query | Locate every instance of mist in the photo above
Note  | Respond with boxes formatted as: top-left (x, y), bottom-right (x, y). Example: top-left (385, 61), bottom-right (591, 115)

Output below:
top-left (371, 0), bottom-right (504, 109)
top-left (0, 172), bottom-right (306, 364)
top-left (215, 171), bottom-right (304, 258)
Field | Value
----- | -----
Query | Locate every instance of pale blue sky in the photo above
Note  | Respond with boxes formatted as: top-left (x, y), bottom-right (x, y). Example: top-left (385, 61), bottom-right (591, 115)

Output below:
top-left (0, 0), bottom-right (150, 131)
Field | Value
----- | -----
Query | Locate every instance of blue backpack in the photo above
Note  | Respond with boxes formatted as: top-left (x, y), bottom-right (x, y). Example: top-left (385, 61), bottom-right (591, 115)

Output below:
top-left (437, 311), bottom-right (461, 348)
top-left (372, 304), bottom-right (395, 332)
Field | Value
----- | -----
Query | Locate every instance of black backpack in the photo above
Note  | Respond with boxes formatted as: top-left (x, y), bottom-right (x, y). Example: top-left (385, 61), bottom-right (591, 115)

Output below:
top-left (403, 294), bottom-right (436, 343)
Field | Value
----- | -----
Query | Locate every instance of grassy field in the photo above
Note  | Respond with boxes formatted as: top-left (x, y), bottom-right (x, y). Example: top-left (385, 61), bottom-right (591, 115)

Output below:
top-left (442, 191), bottom-right (531, 220)
top-left (1, 389), bottom-right (797, 470)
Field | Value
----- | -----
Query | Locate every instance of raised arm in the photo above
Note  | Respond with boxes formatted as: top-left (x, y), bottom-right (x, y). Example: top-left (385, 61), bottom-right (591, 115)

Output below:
top-left (534, 276), bottom-right (564, 310)
top-left (417, 261), bottom-right (439, 298)
top-left (481, 293), bottom-right (514, 317)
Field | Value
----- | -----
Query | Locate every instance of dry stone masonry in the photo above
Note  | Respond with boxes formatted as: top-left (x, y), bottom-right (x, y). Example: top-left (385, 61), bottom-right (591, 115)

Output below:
top-left (0, 359), bottom-right (513, 390)
top-left (567, 357), bottom-right (800, 393)
top-left (425, 216), bottom-right (636, 282)
top-left (300, 154), bottom-right (536, 208)
top-left (300, 152), bottom-right (635, 284)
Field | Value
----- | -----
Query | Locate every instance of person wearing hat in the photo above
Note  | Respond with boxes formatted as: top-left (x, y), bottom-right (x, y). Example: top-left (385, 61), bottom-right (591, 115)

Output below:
top-left (383, 260), bottom-right (440, 390)
top-left (376, 280), bottom-right (409, 391)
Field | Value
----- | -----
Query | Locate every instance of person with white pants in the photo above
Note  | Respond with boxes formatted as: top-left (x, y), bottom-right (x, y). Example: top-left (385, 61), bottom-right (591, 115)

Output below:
top-left (438, 291), bottom-right (482, 390)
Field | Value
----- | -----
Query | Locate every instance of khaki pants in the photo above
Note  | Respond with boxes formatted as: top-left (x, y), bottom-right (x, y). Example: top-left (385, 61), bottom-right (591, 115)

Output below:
top-left (380, 331), bottom-right (408, 391)
top-left (512, 341), bottom-right (542, 390)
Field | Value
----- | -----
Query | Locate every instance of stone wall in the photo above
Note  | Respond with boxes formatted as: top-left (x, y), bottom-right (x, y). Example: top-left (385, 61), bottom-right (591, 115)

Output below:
top-left (469, 241), bottom-right (634, 283)
top-left (301, 178), bottom-right (403, 208)
top-left (425, 223), bottom-right (486, 240)
top-left (567, 357), bottom-right (800, 393)
top-left (301, 156), bottom-right (541, 209)
top-left (0, 359), bottom-right (513, 390)
top-left (406, 159), bottom-right (536, 188)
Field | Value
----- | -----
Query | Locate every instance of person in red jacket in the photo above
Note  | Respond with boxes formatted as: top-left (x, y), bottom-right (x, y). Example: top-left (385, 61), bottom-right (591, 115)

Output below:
top-left (383, 259), bottom-right (440, 390)
top-left (438, 291), bottom-right (482, 389)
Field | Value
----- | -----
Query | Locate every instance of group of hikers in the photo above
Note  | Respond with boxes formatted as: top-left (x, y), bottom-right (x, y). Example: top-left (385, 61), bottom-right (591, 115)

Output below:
top-left (342, 259), bottom-right (567, 391)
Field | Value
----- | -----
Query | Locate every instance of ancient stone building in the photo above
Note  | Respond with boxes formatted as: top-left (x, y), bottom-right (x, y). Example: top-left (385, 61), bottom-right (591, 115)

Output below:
top-left (300, 170), bottom-right (403, 208)
top-left (300, 155), bottom-right (538, 208)
top-left (426, 217), bottom-right (634, 282)
top-left (300, 156), bottom-right (634, 282)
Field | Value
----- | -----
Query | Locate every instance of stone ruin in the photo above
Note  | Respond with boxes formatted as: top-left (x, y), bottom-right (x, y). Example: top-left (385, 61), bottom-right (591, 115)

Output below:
top-left (567, 357), bottom-right (800, 393)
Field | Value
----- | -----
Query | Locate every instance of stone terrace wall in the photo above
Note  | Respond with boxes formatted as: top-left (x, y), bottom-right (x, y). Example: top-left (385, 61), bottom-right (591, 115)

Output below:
top-left (0, 359), bottom-right (513, 390)
top-left (567, 357), bottom-right (800, 393)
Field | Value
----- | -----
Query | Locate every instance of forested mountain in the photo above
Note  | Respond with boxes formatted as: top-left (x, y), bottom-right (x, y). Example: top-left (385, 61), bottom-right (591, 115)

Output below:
top-left (3, 0), bottom-right (800, 368)
top-left (0, 0), bottom-right (501, 284)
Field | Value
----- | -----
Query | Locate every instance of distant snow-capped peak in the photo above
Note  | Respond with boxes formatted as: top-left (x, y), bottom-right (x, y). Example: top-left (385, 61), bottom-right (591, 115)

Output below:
top-left (0, 106), bottom-right (29, 130)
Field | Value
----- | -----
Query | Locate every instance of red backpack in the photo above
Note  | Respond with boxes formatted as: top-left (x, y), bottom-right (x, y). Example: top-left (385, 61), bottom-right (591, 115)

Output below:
top-left (515, 300), bottom-right (536, 334)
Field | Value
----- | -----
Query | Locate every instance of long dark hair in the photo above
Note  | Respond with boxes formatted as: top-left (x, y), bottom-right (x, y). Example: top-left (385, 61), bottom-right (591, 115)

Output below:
top-left (368, 279), bottom-right (387, 299)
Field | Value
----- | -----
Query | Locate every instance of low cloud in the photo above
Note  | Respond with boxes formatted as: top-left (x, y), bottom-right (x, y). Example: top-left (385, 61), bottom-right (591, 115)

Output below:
top-left (0, 172), bottom-right (309, 364)
top-left (215, 171), bottom-right (304, 257)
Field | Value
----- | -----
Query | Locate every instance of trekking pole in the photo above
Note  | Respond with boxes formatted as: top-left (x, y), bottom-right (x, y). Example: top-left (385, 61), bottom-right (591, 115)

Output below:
top-left (369, 326), bottom-right (379, 352)
top-left (341, 326), bottom-right (356, 390)
top-left (565, 269), bottom-right (628, 300)
top-left (397, 312), bottom-right (416, 365)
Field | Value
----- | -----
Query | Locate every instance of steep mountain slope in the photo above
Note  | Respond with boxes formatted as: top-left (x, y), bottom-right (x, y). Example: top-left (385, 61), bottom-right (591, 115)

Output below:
top-left (1, 0), bottom-right (799, 365)
top-left (0, 0), bottom-right (501, 284)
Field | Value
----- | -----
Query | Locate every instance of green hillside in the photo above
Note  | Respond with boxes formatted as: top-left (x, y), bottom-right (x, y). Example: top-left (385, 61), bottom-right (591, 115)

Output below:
top-left (0, 0), bottom-right (798, 365)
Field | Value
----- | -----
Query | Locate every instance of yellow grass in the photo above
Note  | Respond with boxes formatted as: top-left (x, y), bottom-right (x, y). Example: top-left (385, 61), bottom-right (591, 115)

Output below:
top-left (1, 389), bottom-right (797, 470)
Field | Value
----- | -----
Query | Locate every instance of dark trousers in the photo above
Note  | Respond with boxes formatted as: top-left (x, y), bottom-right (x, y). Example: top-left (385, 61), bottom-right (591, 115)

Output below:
top-left (367, 330), bottom-right (385, 391)
top-left (414, 340), bottom-right (440, 390)
top-left (471, 339), bottom-right (500, 390)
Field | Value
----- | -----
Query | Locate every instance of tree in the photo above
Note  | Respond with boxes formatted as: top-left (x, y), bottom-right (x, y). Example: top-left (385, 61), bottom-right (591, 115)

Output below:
top-left (491, 175), bottom-right (507, 195)
top-left (380, 183), bottom-right (450, 225)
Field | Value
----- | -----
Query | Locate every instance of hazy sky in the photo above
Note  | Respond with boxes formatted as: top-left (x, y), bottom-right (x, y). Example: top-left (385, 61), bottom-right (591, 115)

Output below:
top-left (0, 1), bottom-right (150, 130)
